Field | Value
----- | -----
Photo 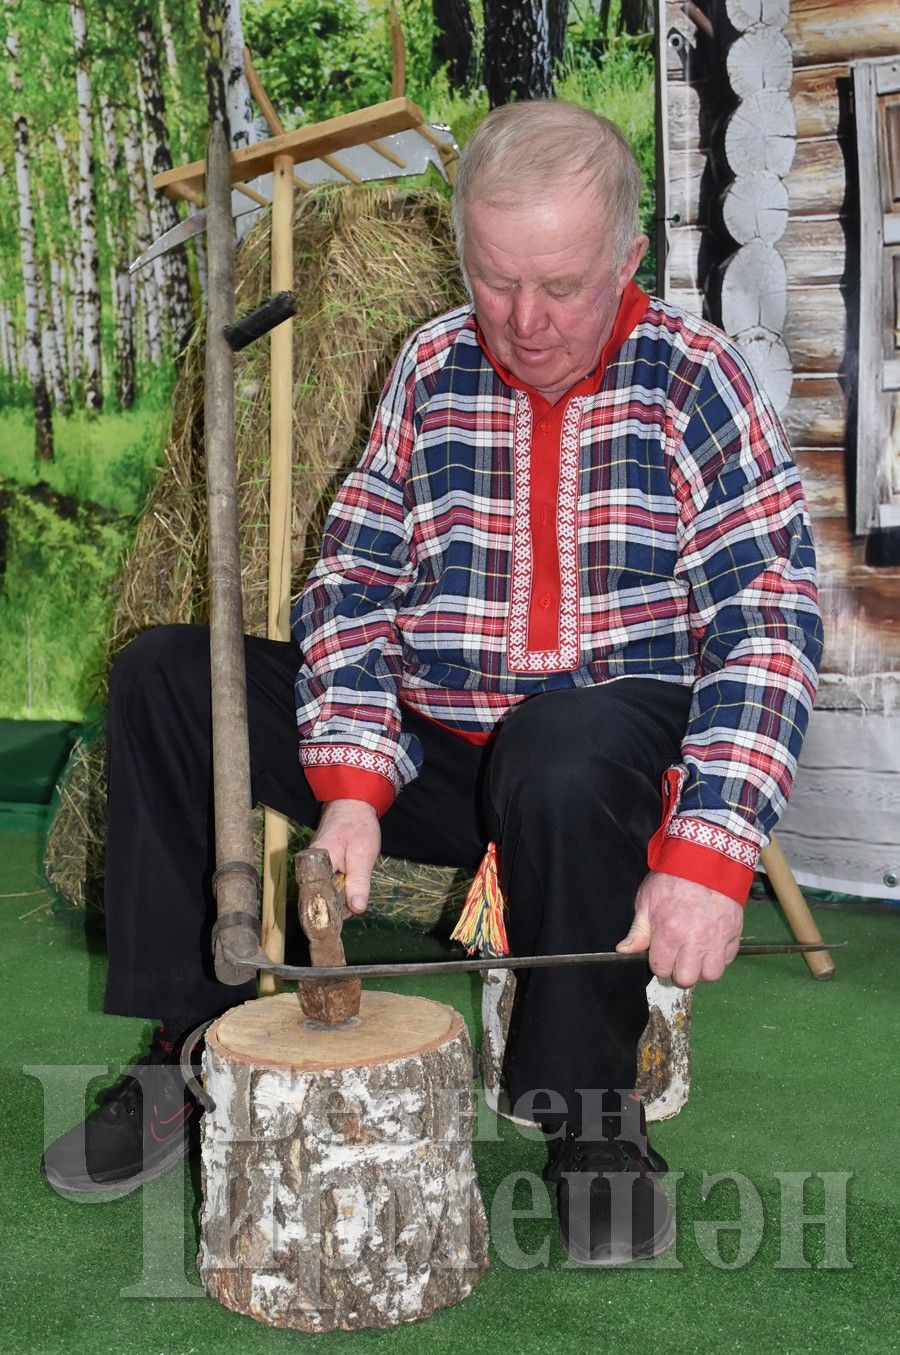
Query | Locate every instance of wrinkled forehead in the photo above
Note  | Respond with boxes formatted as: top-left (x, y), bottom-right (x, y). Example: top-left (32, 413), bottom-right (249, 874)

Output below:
top-left (462, 178), bottom-right (611, 270)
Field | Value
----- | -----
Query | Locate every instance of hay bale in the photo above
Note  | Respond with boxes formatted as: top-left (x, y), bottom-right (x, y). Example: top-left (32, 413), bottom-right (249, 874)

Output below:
top-left (46, 185), bottom-right (470, 930)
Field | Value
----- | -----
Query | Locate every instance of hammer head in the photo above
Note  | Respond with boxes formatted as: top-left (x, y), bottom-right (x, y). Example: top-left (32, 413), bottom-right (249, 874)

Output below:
top-left (295, 848), bottom-right (362, 1025)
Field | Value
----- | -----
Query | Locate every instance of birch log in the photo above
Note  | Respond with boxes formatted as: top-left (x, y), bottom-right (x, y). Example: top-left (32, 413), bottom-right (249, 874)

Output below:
top-left (481, 972), bottom-right (693, 1124)
top-left (199, 993), bottom-right (489, 1331)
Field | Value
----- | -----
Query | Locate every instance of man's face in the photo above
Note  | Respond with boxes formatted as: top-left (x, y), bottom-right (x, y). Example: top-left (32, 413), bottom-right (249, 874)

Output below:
top-left (462, 177), bottom-right (648, 402)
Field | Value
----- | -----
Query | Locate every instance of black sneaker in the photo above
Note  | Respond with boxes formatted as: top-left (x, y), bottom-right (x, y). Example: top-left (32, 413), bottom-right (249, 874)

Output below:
top-left (41, 1030), bottom-right (200, 1196)
top-left (546, 1110), bottom-right (674, 1266)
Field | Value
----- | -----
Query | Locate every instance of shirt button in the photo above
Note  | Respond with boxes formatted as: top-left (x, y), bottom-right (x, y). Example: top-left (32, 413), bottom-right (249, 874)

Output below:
top-left (539, 594), bottom-right (552, 608)
top-left (539, 419), bottom-right (550, 432)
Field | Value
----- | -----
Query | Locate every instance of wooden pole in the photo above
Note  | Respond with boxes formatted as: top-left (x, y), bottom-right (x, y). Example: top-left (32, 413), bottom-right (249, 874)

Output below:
top-left (759, 835), bottom-right (836, 981)
top-left (390, 1), bottom-right (406, 98)
top-left (204, 121), bottom-right (260, 983)
top-left (259, 149), bottom-right (295, 995)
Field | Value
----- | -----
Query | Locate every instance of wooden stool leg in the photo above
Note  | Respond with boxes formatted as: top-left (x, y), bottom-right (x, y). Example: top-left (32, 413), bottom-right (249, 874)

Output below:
top-left (759, 835), bottom-right (836, 981)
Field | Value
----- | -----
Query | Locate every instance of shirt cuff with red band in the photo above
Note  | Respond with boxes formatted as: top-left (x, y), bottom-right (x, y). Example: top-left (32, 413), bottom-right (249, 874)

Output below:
top-left (303, 758), bottom-right (759, 902)
top-left (302, 764), bottom-right (396, 816)
top-left (646, 768), bottom-right (759, 905)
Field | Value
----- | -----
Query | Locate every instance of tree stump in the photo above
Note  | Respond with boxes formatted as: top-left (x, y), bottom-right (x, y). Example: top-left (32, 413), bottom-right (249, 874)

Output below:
top-left (198, 991), bottom-right (489, 1332)
top-left (481, 971), bottom-right (693, 1125)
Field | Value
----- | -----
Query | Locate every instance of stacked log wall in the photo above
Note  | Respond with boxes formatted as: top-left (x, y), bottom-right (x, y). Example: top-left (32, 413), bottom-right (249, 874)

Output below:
top-left (663, 0), bottom-right (900, 899)
top-left (663, 0), bottom-right (900, 677)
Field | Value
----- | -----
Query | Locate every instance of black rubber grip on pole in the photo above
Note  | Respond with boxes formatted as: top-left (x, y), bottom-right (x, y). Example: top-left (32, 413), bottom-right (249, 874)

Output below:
top-left (223, 290), bottom-right (297, 351)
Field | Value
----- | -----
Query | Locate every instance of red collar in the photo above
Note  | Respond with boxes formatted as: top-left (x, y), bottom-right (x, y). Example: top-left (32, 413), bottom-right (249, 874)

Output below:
top-left (475, 280), bottom-right (650, 409)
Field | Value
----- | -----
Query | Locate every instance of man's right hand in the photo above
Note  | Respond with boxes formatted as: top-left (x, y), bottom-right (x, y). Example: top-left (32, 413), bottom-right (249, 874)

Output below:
top-left (309, 798), bottom-right (381, 917)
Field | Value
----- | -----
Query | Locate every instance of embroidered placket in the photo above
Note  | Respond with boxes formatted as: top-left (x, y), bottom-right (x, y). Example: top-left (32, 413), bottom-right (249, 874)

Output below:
top-left (507, 393), bottom-right (583, 673)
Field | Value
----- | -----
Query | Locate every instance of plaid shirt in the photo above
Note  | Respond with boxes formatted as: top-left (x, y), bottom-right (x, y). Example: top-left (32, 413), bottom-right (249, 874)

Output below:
top-left (291, 288), bottom-right (823, 902)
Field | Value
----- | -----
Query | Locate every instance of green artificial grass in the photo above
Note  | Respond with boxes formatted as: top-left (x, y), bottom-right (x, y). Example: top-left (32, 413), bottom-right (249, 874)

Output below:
top-left (2, 827), bottom-right (898, 1353)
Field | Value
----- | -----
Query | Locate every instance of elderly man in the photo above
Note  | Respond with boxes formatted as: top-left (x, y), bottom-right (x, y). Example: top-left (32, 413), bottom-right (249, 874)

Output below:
top-left (43, 101), bottom-right (822, 1267)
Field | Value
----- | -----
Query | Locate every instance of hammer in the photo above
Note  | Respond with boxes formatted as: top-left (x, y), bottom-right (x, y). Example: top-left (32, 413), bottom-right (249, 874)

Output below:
top-left (295, 848), bottom-right (362, 1025)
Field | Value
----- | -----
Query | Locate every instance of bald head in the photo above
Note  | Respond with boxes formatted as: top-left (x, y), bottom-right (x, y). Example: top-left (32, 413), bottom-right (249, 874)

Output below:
top-left (452, 100), bottom-right (644, 273)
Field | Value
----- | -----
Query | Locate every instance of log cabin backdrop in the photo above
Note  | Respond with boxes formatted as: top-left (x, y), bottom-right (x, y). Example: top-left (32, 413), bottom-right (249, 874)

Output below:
top-left (661, 0), bottom-right (900, 898)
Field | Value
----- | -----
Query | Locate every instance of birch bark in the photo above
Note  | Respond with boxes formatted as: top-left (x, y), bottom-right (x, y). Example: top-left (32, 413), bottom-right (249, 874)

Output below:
top-left (222, 0), bottom-right (255, 150)
top-left (483, 0), bottom-right (554, 108)
top-left (136, 7), bottom-right (194, 350)
top-left (51, 124), bottom-right (83, 393)
top-left (69, 0), bottom-right (103, 410)
top-left (122, 102), bottom-right (164, 366)
top-left (0, 303), bottom-right (18, 379)
top-left (98, 91), bottom-right (136, 407)
top-left (5, 10), bottom-right (54, 460)
top-left (34, 182), bottom-right (72, 415)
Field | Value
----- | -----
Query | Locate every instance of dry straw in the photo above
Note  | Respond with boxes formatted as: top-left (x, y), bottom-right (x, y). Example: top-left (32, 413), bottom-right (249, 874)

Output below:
top-left (45, 185), bottom-right (472, 931)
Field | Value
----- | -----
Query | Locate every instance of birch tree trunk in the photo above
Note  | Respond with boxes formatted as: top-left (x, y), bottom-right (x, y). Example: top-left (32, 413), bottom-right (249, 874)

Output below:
top-left (69, 0), bottom-right (103, 411)
top-left (158, 0), bottom-right (178, 75)
top-left (620, 0), bottom-right (655, 33)
top-left (47, 252), bottom-right (73, 414)
top-left (223, 0), bottom-right (256, 150)
top-left (5, 14), bottom-right (53, 461)
top-left (483, 0), bottom-right (554, 109)
top-left (98, 91), bottom-right (136, 408)
top-left (51, 124), bottom-right (83, 397)
top-left (123, 103), bottom-right (163, 367)
top-left (34, 183), bottom-right (72, 415)
top-left (547, 0), bottom-right (569, 64)
top-left (0, 303), bottom-right (18, 380)
top-left (432, 0), bottom-right (475, 88)
top-left (136, 6), bottom-right (194, 351)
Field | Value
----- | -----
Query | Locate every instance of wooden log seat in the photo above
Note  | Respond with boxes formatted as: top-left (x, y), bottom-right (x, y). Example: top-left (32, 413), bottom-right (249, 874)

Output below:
top-left (198, 991), bottom-right (489, 1331)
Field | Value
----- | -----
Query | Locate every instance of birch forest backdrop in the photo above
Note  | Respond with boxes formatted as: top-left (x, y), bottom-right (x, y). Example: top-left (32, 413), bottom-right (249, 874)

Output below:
top-left (0, 0), bottom-right (655, 721)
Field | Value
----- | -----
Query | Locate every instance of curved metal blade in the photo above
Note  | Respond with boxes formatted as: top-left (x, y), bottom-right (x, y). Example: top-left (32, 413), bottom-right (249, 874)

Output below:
top-left (226, 940), bottom-right (846, 982)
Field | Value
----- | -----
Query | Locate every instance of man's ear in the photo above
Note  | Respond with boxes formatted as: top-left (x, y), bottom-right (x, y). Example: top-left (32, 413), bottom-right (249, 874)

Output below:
top-left (617, 234), bottom-right (650, 289)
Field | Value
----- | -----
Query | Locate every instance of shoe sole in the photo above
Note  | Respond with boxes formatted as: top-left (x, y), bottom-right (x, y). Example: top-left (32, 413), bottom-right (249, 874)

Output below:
top-left (41, 1134), bottom-right (192, 1198)
top-left (563, 1211), bottom-right (677, 1267)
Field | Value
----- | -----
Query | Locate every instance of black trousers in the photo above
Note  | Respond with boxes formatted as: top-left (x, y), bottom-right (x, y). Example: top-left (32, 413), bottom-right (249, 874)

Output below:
top-left (103, 625), bottom-right (691, 1126)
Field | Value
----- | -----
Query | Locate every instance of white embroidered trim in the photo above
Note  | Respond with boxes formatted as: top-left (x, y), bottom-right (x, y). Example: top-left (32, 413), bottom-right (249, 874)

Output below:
top-left (507, 394), bottom-right (583, 673)
top-left (665, 815), bottom-right (758, 869)
top-left (300, 743), bottom-right (401, 791)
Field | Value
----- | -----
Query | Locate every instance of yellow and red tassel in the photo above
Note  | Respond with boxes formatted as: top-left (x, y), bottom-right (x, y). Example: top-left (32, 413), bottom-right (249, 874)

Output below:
top-left (450, 841), bottom-right (509, 957)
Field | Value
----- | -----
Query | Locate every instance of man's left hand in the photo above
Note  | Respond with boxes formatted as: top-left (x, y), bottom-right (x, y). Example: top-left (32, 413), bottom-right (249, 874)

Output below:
top-left (616, 871), bottom-right (743, 986)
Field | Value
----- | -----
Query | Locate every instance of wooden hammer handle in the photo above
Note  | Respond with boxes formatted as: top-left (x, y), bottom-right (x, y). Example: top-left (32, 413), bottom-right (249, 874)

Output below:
top-left (295, 849), bottom-right (361, 1023)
